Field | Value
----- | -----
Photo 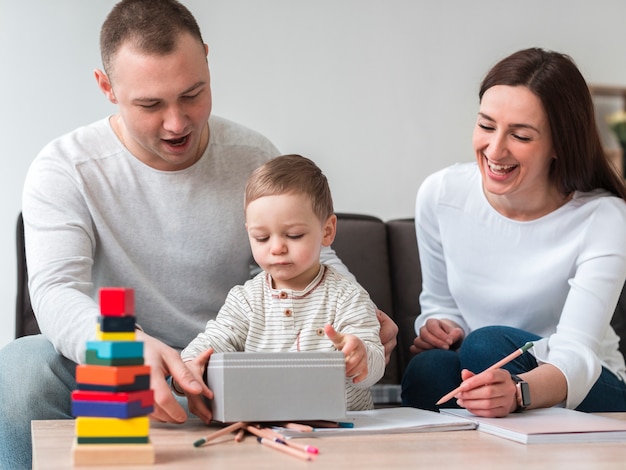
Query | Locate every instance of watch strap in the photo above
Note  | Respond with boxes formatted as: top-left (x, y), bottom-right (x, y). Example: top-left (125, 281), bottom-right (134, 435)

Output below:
top-left (510, 374), bottom-right (530, 412)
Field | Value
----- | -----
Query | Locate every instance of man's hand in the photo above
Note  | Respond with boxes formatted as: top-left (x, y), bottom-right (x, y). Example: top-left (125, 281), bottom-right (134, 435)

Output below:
top-left (136, 330), bottom-right (213, 424)
top-left (410, 318), bottom-right (464, 354)
top-left (324, 324), bottom-right (369, 383)
top-left (178, 348), bottom-right (215, 424)
top-left (376, 309), bottom-right (397, 364)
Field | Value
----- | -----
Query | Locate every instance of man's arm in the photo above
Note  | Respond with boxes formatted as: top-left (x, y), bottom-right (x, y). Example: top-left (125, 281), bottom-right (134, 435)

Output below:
top-left (321, 246), bottom-right (398, 363)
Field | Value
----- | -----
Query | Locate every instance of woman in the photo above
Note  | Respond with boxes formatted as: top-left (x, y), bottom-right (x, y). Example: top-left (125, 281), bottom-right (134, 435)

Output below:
top-left (401, 48), bottom-right (626, 417)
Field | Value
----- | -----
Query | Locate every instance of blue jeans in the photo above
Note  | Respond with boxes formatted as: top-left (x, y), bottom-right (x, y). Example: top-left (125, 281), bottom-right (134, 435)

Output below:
top-left (401, 326), bottom-right (626, 412)
top-left (0, 336), bottom-right (76, 470)
top-left (0, 335), bottom-right (190, 469)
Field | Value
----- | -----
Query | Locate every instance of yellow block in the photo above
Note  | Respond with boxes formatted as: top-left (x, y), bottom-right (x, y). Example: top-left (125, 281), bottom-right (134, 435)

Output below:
top-left (76, 416), bottom-right (150, 437)
top-left (72, 441), bottom-right (155, 465)
top-left (96, 324), bottom-right (136, 341)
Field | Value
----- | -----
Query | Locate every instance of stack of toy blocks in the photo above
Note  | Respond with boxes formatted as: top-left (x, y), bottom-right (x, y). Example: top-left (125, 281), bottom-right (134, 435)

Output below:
top-left (71, 287), bottom-right (155, 465)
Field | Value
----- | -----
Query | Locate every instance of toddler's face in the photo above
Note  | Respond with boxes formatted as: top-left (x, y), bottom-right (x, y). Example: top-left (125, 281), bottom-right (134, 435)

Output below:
top-left (246, 193), bottom-right (335, 291)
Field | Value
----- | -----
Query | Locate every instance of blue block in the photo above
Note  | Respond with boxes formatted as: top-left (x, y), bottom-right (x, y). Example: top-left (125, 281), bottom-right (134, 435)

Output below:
top-left (86, 341), bottom-right (143, 360)
top-left (72, 400), bottom-right (154, 418)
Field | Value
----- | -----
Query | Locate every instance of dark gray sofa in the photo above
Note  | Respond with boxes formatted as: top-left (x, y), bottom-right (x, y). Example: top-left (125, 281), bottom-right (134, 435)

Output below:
top-left (14, 212), bottom-right (626, 394)
top-left (14, 213), bottom-right (420, 388)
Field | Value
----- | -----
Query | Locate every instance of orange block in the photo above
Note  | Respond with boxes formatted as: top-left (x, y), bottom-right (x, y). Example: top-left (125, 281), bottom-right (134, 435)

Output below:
top-left (76, 365), bottom-right (150, 386)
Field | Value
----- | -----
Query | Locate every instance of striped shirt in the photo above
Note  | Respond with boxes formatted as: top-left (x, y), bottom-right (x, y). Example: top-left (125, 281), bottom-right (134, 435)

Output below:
top-left (182, 265), bottom-right (385, 410)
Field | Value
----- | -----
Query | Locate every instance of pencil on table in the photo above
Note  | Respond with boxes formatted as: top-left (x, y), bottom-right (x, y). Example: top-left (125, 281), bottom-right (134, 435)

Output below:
top-left (193, 421), bottom-right (246, 447)
top-left (234, 428), bottom-right (246, 442)
top-left (260, 427), bottom-right (320, 454)
top-left (284, 422), bottom-right (314, 432)
top-left (256, 437), bottom-right (315, 461)
top-left (245, 425), bottom-right (319, 455)
top-left (297, 420), bottom-right (354, 429)
top-left (435, 341), bottom-right (534, 406)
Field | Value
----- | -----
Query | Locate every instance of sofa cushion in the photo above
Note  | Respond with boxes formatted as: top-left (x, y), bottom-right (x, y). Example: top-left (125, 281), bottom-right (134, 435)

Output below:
top-left (332, 213), bottom-right (398, 383)
top-left (386, 218), bottom-right (421, 378)
top-left (15, 212), bottom-right (38, 338)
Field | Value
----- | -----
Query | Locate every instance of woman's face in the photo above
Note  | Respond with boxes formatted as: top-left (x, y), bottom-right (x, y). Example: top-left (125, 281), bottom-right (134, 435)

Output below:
top-left (473, 85), bottom-right (557, 218)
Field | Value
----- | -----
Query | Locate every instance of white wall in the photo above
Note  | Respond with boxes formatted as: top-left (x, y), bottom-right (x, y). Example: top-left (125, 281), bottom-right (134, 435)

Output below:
top-left (2, 0), bottom-right (626, 350)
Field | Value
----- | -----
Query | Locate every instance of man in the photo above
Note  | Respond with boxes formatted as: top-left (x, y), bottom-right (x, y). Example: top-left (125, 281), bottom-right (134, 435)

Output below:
top-left (0, 1), bottom-right (397, 468)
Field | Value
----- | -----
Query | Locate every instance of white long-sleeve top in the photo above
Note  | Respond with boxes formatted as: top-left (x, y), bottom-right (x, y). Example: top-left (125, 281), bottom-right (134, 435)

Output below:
top-left (22, 115), bottom-right (351, 364)
top-left (182, 265), bottom-right (385, 410)
top-left (415, 162), bottom-right (626, 408)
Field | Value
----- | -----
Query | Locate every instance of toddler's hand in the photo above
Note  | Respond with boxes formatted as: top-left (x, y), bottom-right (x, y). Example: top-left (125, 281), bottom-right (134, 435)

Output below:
top-left (324, 324), bottom-right (368, 383)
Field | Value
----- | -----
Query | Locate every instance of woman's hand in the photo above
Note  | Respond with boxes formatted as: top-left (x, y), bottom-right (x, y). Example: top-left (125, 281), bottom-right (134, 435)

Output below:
top-left (410, 318), bottom-right (465, 354)
top-left (454, 369), bottom-right (518, 417)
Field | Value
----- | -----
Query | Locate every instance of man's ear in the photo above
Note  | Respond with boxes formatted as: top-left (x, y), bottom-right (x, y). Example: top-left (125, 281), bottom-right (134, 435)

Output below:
top-left (94, 68), bottom-right (117, 104)
top-left (322, 214), bottom-right (337, 247)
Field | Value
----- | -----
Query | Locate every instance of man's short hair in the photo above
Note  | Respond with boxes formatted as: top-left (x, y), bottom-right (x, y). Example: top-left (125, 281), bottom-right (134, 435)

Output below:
top-left (100, 0), bottom-right (204, 77)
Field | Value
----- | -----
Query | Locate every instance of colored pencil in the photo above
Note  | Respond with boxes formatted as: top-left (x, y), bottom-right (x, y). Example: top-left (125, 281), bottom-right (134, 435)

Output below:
top-left (435, 341), bottom-right (534, 405)
top-left (245, 425), bottom-right (319, 455)
top-left (193, 421), bottom-right (245, 447)
top-left (234, 428), bottom-right (246, 442)
top-left (256, 437), bottom-right (315, 461)
top-left (284, 422), bottom-right (314, 432)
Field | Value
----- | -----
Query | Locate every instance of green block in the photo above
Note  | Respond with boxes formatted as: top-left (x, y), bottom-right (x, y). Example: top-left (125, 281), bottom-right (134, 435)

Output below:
top-left (77, 436), bottom-right (150, 444)
top-left (85, 350), bottom-right (144, 366)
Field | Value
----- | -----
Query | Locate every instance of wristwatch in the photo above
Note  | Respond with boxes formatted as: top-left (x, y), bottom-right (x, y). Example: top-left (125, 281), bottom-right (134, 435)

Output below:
top-left (510, 374), bottom-right (531, 412)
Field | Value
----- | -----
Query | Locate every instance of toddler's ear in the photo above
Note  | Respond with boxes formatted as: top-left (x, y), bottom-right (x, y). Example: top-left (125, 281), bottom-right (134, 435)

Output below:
top-left (322, 214), bottom-right (337, 246)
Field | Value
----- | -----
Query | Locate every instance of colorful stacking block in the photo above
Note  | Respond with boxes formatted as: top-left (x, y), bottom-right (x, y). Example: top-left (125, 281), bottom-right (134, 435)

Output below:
top-left (72, 287), bottom-right (154, 466)
top-left (72, 400), bottom-right (152, 420)
top-left (99, 287), bottom-right (135, 316)
top-left (77, 436), bottom-right (150, 444)
top-left (85, 340), bottom-right (144, 358)
top-left (85, 339), bottom-right (144, 367)
top-left (96, 327), bottom-right (136, 342)
top-left (98, 315), bottom-right (136, 333)
top-left (85, 350), bottom-right (144, 366)
top-left (71, 390), bottom-right (154, 419)
top-left (76, 364), bottom-right (150, 392)
top-left (76, 416), bottom-right (150, 438)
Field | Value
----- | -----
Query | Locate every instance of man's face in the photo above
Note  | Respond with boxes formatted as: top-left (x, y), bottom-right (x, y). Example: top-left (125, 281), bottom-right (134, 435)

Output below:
top-left (100, 32), bottom-right (213, 171)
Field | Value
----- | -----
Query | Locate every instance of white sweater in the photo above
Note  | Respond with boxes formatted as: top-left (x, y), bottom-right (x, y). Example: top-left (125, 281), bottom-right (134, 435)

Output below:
top-left (23, 115), bottom-right (349, 363)
top-left (415, 162), bottom-right (626, 408)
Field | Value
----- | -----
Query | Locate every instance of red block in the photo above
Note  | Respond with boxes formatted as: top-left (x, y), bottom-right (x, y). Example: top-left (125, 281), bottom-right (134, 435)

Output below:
top-left (72, 390), bottom-right (154, 407)
top-left (99, 288), bottom-right (135, 316)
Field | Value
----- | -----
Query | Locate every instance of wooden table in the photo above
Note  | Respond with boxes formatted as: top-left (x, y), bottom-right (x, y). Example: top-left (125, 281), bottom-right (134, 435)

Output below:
top-left (32, 414), bottom-right (626, 469)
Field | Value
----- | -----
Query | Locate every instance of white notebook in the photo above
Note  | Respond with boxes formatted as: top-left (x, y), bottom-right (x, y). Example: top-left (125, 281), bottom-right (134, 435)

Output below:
top-left (275, 406), bottom-right (476, 437)
top-left (441, 407), bottom-right (626, 444)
